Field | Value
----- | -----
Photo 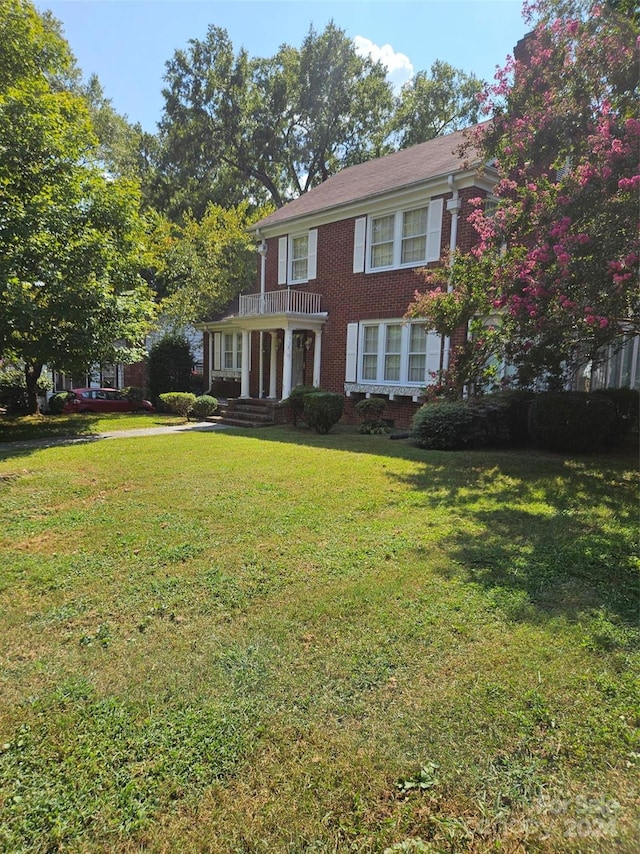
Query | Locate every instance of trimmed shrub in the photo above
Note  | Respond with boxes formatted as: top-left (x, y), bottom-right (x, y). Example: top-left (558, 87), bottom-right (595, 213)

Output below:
top-left (285, 385), bottom-right (322, 425)
top-left (592, 388), bottom-right (639, 447)
top-left (481, 390), bottom-right (535, 447)
top-left (354, 398), bottom-right (386, 420)
top-left (355, 397), bottom-right (389, 435)
top-left (190, 394), bottom-right (218, 420)
top-left (528, 392), bottom-right (615, 453)
top-left (303, 392), bottom-right (344, 434)
top-left (411, 400), bottom-right (487, 450)
top-left (48, 391), bottom-right (73, 414)
top-left (158, 392), bottom-right (196, 418)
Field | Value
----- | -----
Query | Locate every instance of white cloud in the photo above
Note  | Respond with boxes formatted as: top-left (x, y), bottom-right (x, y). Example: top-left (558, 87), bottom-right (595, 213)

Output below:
top-left (353, 35), bottom-right (414, 92)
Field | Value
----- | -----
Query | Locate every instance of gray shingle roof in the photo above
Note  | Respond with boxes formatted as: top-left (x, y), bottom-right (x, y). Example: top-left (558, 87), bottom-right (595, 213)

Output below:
top-left (253, 123), bottom-right (486, 231)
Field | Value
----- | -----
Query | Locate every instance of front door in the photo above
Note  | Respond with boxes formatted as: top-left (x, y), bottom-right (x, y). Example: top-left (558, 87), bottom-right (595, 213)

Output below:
top-left (292, 333), bottom-right (305, 389)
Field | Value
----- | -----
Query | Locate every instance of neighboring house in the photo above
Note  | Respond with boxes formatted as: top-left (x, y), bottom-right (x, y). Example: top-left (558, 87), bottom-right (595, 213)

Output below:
top-left (195, 125), bottom-right (497, 428)
top-left (48, 323), bottom-right (205, 399)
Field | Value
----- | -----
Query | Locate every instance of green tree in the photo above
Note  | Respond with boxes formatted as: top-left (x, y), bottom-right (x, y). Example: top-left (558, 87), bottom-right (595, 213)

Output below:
top-left (390, 60), bottom-right (483, 149)
top-left (146, 201), bottom-right (261, 325)
top-left (148, 333), bottom-right (194, 403)
top-left (0, 0), bottom-right (156, 413)
top-left (159, 22), bottom-right (394, 211)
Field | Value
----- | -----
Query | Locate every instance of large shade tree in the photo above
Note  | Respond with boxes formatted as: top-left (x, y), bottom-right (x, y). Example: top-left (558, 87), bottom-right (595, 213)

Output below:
top-left (410, 0), bottom-right (638, 391)
top-left (0, 0), bottom-right (155, 413)
top-left (158, 22), bottom-right (394, 213)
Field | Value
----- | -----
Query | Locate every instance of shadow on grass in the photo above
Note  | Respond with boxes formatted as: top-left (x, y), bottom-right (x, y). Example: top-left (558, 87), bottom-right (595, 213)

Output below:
top-left (391, 452), bottom-right (639, 632)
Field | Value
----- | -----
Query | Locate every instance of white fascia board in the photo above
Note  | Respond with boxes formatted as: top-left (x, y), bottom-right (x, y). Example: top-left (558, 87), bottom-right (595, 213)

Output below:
top-left (252, 167), bottom-right (497, 239)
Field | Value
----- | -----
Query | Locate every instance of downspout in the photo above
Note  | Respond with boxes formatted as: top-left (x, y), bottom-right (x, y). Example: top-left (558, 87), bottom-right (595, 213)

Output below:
top-left (257, 232), bottom-right (267, 398)
top-left (442, 174), bottom-right (462, 383)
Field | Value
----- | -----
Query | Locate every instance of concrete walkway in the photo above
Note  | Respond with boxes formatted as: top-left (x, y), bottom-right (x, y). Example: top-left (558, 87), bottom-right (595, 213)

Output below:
top-left (0, 421), bottom-right (230, 451)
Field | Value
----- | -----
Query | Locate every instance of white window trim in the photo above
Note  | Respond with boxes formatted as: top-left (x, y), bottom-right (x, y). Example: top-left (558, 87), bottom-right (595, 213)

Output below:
top-left (365, 199), bottom-right (442, 273)
top-left (281, 229), bottom-right (318, 285)
top-left (352, 319), bottom-right (448, 387)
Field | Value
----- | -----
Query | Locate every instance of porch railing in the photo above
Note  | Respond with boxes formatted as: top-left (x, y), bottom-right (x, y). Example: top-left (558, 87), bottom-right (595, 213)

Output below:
top-left (239, 289), bottom-right (322, 316)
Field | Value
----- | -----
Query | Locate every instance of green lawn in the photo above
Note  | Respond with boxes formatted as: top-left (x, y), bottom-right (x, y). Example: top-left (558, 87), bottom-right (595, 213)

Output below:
top-left (0, 411), bottom-right (186, 443)
top-left (0, 426), bottom-right (638, 853)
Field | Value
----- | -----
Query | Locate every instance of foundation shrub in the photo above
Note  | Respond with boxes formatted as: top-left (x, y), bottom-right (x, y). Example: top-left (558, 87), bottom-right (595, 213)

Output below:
top-left (303, 392), bottom-right (344, 434)
top-left (190, 395), bottom-right (219, 419)
top-left (528, 392), bottom-right (615, 453)
top-left (355, 397), bottom-right (389, 435)
top-left (285, 385), bottom-right (322, 425)
top-left (158, 392), bottom-right (196, 418)
top-left (481, 390), bottom-right (536, 446)
top-left (412, 400), bottom-right (488, 450)
top-left (592, 388), bottom-right (639, 447)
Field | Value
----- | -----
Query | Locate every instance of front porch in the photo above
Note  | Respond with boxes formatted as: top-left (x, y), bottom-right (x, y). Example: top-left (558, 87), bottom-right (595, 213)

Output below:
top-left (196, 289), bottom-right (328, 401)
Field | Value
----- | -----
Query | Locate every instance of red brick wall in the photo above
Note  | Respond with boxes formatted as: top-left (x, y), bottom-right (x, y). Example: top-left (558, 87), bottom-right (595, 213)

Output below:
top-left (252, 187), bottom-right (486, 427)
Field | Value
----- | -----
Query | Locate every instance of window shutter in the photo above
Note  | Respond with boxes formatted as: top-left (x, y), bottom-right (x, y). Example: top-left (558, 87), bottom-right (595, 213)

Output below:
top-left (353, 217), bottom-right (366, 273)
top-left (345, 322), bottom-right (358, 382)
top-left (307, 229), bottom-right (317, 280)
top-left (278, 237), bottom-right (287, 285)
top-left (213, 333), bottom-right (221, 371)
top-left (425, 197), bottom-right (444, 262)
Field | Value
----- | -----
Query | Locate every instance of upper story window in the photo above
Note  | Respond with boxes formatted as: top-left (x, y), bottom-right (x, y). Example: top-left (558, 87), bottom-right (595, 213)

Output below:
top-left (353, 197), bottom-right (443, 274)
top-left (278, 230), bottom-right (318, 285)
top-left (290, 234), bottom-right (309, 282)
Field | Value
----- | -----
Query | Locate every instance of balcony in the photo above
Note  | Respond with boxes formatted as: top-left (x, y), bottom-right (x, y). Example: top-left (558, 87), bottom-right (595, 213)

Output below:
top-left (239, 289), bottom-right (322, 317)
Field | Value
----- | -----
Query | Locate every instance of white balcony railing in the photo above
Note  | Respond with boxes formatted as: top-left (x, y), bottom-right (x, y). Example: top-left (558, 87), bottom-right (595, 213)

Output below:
top-left (239, 289), bottom-right (322, 317)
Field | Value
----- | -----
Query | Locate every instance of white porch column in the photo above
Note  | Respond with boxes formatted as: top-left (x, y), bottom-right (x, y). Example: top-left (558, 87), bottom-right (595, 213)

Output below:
top-left (312, 328), bottom-right (322, 388)
top-left (281, 327), bottom-right (293, 400)
top-left (208, 331), bottom-right (213, 391)
top-left (240, 329), bottom-right (251, 397)
top-left (269, 332), bottom-right (278, 399)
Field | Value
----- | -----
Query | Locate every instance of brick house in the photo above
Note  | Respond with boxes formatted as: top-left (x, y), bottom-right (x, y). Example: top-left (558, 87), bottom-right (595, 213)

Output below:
top-left (196, 125), bottom-right (497, 428)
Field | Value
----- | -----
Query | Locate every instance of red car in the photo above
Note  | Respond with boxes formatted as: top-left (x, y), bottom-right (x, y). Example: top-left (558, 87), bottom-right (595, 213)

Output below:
top-left (62, 388), bottom-right (154, 414)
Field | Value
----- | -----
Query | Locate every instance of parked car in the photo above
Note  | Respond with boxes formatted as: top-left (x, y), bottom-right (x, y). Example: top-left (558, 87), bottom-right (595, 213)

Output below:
top-left (62, 388), bottom-right (154, 414)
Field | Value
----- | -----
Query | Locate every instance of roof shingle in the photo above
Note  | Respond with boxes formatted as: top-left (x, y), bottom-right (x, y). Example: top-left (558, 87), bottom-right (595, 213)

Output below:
top-left (253, 123), bottom-right (486, 231)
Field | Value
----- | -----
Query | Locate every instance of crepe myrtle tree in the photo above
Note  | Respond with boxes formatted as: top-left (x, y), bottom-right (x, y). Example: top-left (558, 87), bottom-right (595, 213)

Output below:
top-left (461, 0), bottom-right (639, 388)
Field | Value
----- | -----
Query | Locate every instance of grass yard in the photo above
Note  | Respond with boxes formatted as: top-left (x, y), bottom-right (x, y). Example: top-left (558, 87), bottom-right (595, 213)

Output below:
top-left (0, 412), bottom-right (186, 444)
top-left (0, 425), bottom-right (638, 853)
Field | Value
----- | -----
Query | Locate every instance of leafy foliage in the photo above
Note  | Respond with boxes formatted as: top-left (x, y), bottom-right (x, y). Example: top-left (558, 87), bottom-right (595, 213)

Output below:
top-left (466, 0), bottom-right (639, 386)
top-left (148, 334), bottom-right (194, 403)
top-left (159, 22), bottom-right (393, 211)
top-left (0, 0), bottom-right (155, 413)
top-left (190, 394), bottom-right (218, 419)
top-left (528, 391), bottom-right (615, 452)
top-left (391, 61), bottom-right (482, 148)
top-left (284, 385), bottom-right (322, 426)
top-left (302, 391), bottom-right (344, 434)
top-left (158, 391), bottom-right (197, 418)
top-left (147, 202), bottom-right (260, 324)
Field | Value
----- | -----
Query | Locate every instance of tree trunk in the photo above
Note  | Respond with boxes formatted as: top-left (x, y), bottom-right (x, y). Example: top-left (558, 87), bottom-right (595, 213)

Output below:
top-left (25, 362), bottom-right (44, 415)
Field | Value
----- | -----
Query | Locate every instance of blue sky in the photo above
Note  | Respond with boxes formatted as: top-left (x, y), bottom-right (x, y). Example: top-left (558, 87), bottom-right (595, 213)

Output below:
top-left (36, 0), bottom-right (528, 133)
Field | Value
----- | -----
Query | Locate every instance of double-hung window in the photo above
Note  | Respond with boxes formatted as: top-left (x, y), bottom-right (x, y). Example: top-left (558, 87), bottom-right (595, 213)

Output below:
top-left (361, 198), bottom-right (443, 273)
top-left (290, 234), bottom-right (309, 282)
top-left (357, 321), bottom-right (444, 386)
top-left (401, 208), bottom-right (428, 264)
top-left (223, 332), bottom-right (242, 371)
top-left (278, 230), bottom-right (318, 285)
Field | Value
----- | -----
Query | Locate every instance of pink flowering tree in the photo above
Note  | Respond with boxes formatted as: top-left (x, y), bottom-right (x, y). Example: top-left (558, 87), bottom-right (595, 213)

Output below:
top-left (406, 252), bottom-right (503, 396)
top-left (465, 0), bottom-right (638, 388)
top-left (471, 0), bottom-right (640, 384)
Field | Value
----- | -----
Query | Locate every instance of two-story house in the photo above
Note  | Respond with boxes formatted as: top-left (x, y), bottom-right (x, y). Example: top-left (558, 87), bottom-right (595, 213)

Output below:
top-left (196, 125), bottom-right (497, 428)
